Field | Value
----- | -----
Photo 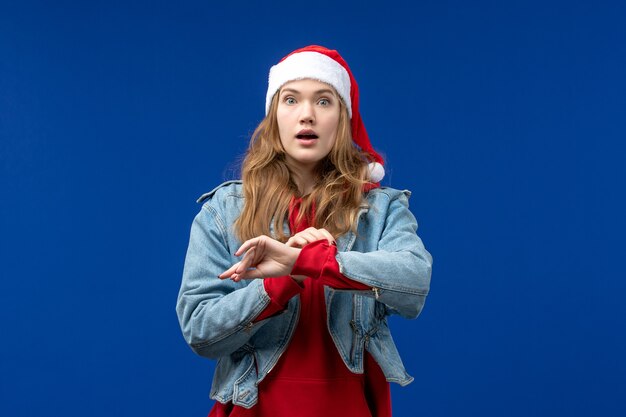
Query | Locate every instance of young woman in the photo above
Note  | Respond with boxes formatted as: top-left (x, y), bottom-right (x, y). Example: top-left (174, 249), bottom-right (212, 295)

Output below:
top-left (176, 45), bottom-right (433, 417)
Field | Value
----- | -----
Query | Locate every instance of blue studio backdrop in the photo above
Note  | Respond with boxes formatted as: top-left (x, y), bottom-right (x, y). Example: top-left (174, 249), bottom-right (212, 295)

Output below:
top-left (1, 1), bottom-right (625, 416)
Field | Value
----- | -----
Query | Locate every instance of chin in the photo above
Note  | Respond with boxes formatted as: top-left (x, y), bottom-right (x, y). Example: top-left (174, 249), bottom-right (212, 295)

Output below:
top-left (287, 155), bottom-right (324, 169)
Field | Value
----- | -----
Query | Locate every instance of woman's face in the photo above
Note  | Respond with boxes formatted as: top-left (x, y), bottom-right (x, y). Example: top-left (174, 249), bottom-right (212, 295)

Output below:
top-left (276, 79), bottom-right (341, 173)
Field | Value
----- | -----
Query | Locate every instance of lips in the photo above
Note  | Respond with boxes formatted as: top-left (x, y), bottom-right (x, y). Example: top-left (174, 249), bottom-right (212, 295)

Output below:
top-left (296, 129), bottom-right (319, 139)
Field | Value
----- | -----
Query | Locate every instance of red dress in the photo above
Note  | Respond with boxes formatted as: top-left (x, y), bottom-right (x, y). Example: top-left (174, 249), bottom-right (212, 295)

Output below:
top-left (209, 198), bottom-right (391, 417)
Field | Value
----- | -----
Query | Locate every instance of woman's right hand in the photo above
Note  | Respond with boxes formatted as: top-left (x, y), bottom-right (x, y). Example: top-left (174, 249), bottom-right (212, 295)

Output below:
top-left (219, 235), bottom-right (301, 282)
top-left (285, 227), bottom-right (335, 248)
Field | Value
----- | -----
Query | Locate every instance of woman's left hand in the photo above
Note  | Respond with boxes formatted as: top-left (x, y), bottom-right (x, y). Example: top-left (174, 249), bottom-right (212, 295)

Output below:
top-left (219, 235), bottom-right (301, 282)
top-left (286, 227), bottom-right (335, 248)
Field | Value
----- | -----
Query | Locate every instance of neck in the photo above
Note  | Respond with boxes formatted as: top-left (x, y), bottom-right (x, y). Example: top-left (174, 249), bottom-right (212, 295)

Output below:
top-left (288, 164), bottom-right (317, 196)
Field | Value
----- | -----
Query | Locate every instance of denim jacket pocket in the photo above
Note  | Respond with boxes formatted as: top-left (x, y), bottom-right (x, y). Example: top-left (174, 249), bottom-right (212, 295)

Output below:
top-left (209, 344), bottom-right (260, 408)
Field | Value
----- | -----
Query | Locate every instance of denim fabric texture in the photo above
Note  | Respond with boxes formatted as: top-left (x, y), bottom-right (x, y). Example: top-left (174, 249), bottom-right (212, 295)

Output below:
top-left (176, 180), bottom-right (433, 408)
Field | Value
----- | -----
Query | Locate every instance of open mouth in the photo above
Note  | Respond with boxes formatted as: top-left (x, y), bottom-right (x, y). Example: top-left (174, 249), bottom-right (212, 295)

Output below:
top-left (296, 129), bottom-right (318, 140)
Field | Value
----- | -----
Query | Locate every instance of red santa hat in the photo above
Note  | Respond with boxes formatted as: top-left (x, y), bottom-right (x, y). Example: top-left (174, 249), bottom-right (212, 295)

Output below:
top-left (266, 45), bottom-right (385, 183)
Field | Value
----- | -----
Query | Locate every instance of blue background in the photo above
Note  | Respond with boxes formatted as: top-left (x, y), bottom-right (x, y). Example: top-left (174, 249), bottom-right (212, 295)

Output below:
top-left (1, 1), bottom-right (625, 416)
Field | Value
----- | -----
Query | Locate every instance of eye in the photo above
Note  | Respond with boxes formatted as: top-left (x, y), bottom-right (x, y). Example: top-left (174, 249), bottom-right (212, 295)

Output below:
top-left (284, 96), bottom-right (297, 105)
top-left (318, 98), bottom-right (331, 106)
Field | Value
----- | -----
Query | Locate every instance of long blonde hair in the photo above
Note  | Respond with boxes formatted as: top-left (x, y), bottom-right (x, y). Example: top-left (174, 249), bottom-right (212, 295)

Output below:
top-left (234, 92), bottom-right (371, 242)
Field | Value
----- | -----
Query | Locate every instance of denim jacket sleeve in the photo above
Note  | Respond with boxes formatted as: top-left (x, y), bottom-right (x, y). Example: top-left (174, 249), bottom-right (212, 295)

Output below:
top-left (335, 189), bottom-right (433, 319)
top-left (176, 200), bottom-right (272, 359)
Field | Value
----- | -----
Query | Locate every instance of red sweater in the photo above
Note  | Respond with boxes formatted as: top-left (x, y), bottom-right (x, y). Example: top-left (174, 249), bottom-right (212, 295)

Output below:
top-left (209, 199), bottom-right (391, 417)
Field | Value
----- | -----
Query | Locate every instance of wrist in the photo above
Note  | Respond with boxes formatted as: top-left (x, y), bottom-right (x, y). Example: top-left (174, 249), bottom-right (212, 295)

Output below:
top-left (287, 247), bottom-right (303, 282)
top-left (288, 247), bottom-right (302, 270)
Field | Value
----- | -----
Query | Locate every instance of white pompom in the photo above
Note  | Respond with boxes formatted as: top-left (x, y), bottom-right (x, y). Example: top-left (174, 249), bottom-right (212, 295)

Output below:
top-left (368, 162), bottom-right (385, 183)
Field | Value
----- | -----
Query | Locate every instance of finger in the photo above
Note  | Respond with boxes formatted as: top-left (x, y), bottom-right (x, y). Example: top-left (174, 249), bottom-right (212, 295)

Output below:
top-left (301, 227), bottom-right (332, 243)
top-left (219, 262), bottom-right (241, 279)
top-left (234, 236), bottom-right (262, 257)
top-left (235, 248), bottom-right (256, 274)
top-left (237, 268), bottom-right (263, 280)
top-left (299, 231), bottom-right (320, 242)
top-left (312, 230), bottom-right (332, 242)
top-left (286, 236), bottom-right (302, 247)
top-left (317, 228), bottom-right (336, 244)
top-left (253, 238), bottom-right (268, 264)
top-left (232, 272), bottom-right (251, 282)
top-left (291, 236), bottom-right (310, 248)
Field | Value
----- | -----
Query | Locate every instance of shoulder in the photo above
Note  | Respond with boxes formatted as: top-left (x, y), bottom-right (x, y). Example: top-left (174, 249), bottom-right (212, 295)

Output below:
top-left (194, 180), bottom-right (245, 225)
top-left (364, 186), bottom-right (412, 206)
top-left (196, 180), bottom-right (244, 204)
top-left (361, 186), bottom-right (417, 224)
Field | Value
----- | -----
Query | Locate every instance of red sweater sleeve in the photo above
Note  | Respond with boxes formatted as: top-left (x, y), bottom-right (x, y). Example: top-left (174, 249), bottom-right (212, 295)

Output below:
top-left (254, 277), bottom-right (304, 322)
top-left (253, 239), bottom-right (370, 322)
top-left (291, 240), bottom-right (371, 290)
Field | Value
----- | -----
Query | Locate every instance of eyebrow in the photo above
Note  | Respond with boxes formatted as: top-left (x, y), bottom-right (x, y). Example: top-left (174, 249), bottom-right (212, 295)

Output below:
top-left (280, 88), bottom-right (336, 96)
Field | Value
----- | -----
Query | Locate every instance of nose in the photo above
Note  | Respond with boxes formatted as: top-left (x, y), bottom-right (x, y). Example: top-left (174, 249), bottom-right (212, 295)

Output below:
top-left (299, 101), bottom-right (315, 125)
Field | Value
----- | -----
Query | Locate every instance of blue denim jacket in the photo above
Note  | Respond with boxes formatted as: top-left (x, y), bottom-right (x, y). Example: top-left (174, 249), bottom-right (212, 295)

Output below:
top-left (176, 180), bottom-right (432, 408)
